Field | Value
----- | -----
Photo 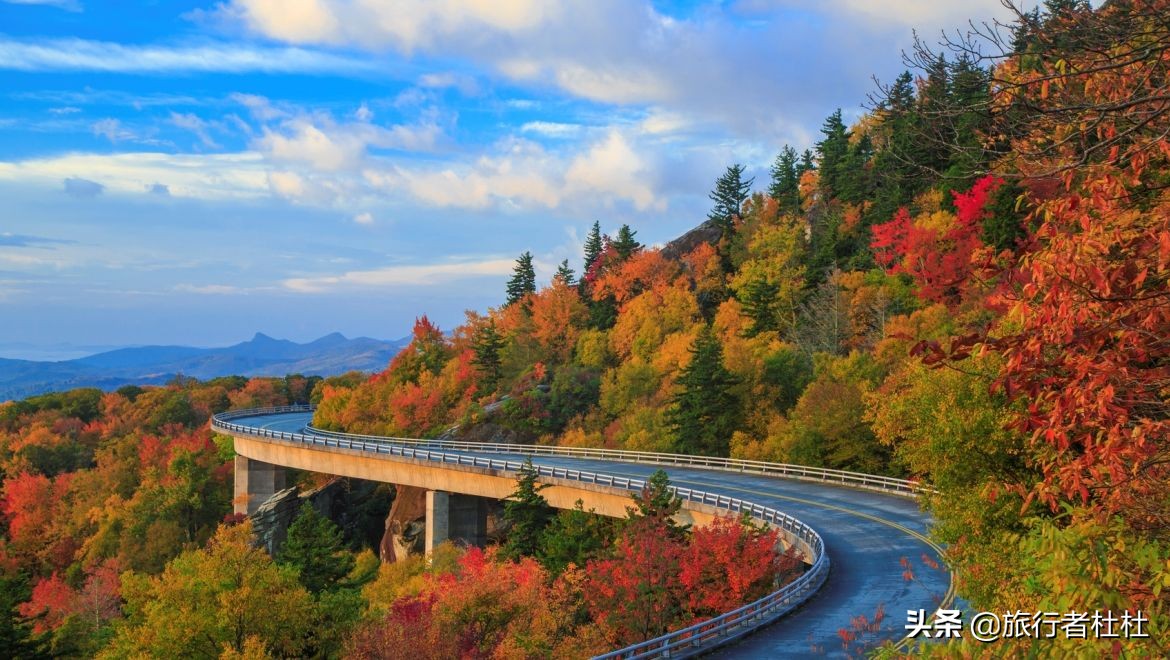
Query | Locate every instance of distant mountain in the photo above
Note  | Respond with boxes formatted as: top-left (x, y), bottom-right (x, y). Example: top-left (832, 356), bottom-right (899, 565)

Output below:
top-left (0, 333), bottom-right (409, 402)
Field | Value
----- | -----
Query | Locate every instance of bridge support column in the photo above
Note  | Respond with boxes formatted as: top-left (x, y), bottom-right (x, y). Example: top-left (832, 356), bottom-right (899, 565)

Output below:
top-left (425, 490), bottom-right (489, 554)
top-left (234, 456), bottom-right (287, 516)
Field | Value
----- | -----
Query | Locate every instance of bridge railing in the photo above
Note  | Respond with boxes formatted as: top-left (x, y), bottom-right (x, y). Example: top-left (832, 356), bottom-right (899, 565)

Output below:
top-left (213, 404), bottom-right (927, 497)
top-left (212, 405), bottom-right (837, 659)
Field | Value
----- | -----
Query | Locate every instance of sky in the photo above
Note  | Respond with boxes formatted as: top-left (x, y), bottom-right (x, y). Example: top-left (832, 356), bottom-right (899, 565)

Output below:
top-left (0, 0), bottom-right (1024, 357)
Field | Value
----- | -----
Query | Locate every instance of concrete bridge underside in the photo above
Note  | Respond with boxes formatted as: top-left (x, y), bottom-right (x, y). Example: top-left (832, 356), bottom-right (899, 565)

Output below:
top-left (232, 435), bottom-right (748, 553)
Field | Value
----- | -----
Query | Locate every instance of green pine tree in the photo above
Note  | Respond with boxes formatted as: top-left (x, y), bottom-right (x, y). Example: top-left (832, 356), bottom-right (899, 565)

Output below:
top-left (708, 164), bottom-right (755, 233)
top-left (277, 503), bottom-right (356, 595)
top-left (554, 259), bottom-right (576, 286)
top-left (768, 145), bottom-right (800, 212)
top-left (471, 320), bottom-right (504, 392)
top-left (0, 573), bottom-right (47, 659)
top-left (537, 499), bottom-right (615, 576)
top-left (624, 469), bottom-right (689, 540)
top-left (666, 325), bottom-right (741, 457)
top-left (815, 109), bottom-right (851, 198)
top-left (797, 149), bottom-right (816, 177)
top-left (738, 277), bottom-right (782, 336)
top-left (610, 224), bottom-right (642, 261)
top-left (501, 457), bottom-right (553, 561)
top-left (505, 251), bottom-right (537, 307)
top-left (582, 221), bottom-right (604, 276)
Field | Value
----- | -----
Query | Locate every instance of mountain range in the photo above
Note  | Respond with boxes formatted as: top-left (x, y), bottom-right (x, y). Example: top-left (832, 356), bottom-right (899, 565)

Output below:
top-left (0, 332), bottom-right (408, 402)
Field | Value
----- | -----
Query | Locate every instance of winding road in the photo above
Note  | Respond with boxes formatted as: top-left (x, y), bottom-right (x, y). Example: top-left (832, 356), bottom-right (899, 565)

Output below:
top-left (215, 408), bottom-right (952, 658)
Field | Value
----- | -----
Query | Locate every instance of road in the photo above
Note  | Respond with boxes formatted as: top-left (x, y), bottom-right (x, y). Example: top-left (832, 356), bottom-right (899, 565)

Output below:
top-left (224, 410), bottom-right (950, 657)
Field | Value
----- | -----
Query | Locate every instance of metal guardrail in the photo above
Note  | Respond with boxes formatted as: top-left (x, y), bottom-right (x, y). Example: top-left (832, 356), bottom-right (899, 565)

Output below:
top-left (232, 407), bottom-right (927, 498)
top-left (210, 405), bottom-right (912, 659)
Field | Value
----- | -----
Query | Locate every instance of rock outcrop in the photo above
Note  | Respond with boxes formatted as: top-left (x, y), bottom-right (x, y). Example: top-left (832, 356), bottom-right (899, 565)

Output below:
top-left (250, 478), bottom-right (388, 556)
top-left (658, 218), bottom-right (726, 261)
top-left (380, 484), bottom-right (427, 562)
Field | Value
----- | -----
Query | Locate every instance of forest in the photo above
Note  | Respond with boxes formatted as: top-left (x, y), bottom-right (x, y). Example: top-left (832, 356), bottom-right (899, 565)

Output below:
top-left (1, 0), bottom-right (1168, 656)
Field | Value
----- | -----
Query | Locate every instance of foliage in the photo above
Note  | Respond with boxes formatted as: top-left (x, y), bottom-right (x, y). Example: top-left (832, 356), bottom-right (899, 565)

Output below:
top-left (101, 522), bottom-right (316, 658)
top-left (506, 251), bottom-right (538, 307)
top-left (500, 458), bottom-right (553, 561)
top-left (538, 500), bottom-right (616, 577)
top-left (277, 503), bottom-right (357, 595)
top-left (708, 164), bottom-right (754, 233)
top-left (666, 325), bottom-right (741, 456)
top-left (625, 469), bottom-right (689, 540)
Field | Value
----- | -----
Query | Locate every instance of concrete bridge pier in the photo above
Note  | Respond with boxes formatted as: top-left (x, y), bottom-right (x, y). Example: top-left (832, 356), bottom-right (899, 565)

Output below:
top-left (234, 455), bottom-right (287, 516)
top-left (425, 490), bottom-right (489, 554)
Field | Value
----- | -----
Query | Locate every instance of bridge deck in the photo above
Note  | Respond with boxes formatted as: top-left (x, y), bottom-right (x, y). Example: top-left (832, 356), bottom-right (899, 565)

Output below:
top-left (223, 411), bottom-right (949, 658)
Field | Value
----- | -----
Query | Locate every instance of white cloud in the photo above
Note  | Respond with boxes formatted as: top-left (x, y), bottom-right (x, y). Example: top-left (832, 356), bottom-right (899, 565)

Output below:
top-left (216, 0), bottom-right (341, 44)
top-left (224, 0), bottom-right (555, 52)
top-left (91, 118), bottom-right (135, 143)
top-left (0, 152), bottom-right (270, 200)
top-left (174, 283), bottom-right (246, 295)
top-left (353, 211), bottom-right (374, 225)
top-left (3, 0), bottom-right (81, 11)
top-left (551, 63), bottom-right (673, 106)
top-left (218, 0), bottom-right (1023, 146)
top-left (0, 37), bottom-right (377, 74)
top-left (520, 121), bottom-right (581, 138)
top-left (638, 109), bottom-right (691, 136)
top-left (170, 112), bottom-right (222, 149)
top-left (418, 72), bottom-right (479, 95)
top-left (267, 170), bottom-right (307, 199)
top-left (283, 258), bottom-right (515, 292)
top-left (231, 93), bottom-right (286, 121)
top-left (256, 115), bottom-right (443, 172)
top-left (565, 130), bottom-right (661, 211)
top-left (354, 103), bottom-right (374, 122)
top-left (364, 128), bottom-right (664, 213)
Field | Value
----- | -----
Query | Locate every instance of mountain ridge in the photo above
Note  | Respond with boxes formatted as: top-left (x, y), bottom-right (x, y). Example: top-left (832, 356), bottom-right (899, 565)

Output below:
top-left (0, 332), bottom-right (409, 402)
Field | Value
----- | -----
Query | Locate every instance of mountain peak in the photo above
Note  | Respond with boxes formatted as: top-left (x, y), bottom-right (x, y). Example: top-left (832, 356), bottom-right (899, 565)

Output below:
top-left (313, 332), bottom-right (348, 344)
top-left (250, 332), bottom-right (277, 343)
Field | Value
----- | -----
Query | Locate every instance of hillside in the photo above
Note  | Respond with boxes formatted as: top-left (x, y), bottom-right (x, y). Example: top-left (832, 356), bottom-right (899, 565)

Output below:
top-left (0, 332), bottom-right (408, 401)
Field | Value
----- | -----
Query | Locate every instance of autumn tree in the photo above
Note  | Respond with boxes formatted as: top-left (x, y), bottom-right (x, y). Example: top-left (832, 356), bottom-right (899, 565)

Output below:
top-left (667, 325), bottom-right (741, 456)
top-left (102, 522), bottom-right (316, 658)
top-left (583, 520), bottom-right (685, 646)
top-left (386, 316), bottom-right (451, 386)
top-left (678, 516), bottom-right (789, 619)
top-left (730, 208), bottom-right (807, 336)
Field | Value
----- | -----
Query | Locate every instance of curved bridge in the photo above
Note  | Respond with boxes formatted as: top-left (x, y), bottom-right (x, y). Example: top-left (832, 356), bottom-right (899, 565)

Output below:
top-left (213, 406), bottom-right (952, 658)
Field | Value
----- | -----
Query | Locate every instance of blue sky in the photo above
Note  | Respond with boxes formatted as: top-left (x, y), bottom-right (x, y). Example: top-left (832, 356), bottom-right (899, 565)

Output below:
top-left (0, 0), bottom-right (1022, 357)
